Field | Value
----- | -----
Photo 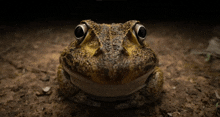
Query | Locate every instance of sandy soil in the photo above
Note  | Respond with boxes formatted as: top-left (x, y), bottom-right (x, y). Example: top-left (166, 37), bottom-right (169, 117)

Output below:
top-left (0, 20), bottom-right (220, 117)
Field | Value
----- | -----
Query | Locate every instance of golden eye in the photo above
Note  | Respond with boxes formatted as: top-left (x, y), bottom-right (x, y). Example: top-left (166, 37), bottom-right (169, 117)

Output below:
top-left (134, 24), bottom-right (147, 43)
top-left (74, 24), bottom-right (88, 43)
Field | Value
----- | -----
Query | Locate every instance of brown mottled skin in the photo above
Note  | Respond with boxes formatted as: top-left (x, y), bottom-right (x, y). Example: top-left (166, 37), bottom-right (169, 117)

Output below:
top-left (57, 20), bottom-right (164, 109)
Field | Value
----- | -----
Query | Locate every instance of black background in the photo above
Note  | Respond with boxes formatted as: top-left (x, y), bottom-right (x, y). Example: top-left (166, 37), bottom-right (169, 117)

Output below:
top-left (1, 1), bottom-right (220, 24)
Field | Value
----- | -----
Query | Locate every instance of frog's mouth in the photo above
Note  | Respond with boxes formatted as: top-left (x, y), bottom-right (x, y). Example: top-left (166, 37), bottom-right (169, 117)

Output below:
top-left (63, 65), bottom-right (155, 97)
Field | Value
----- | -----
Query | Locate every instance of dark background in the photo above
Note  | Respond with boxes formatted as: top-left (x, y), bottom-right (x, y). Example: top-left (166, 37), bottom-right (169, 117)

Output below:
top-left (1, 1), bottom-right (220, 24)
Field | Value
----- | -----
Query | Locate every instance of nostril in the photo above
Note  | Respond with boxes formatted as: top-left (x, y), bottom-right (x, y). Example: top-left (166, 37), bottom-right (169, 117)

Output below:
top-left (121, 47), bottom-right (129, 56)
top-left (113, 45), bottom-right (120, 50)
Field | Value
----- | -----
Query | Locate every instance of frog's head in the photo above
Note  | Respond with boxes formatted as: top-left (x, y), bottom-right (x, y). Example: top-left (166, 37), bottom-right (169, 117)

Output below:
top-left (60, 20), bottom-right (158, 85)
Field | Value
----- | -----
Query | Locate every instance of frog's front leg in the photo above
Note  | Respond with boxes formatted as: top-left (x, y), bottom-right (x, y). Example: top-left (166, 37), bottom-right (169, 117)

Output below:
top-left (57, 65), bottom-right (101, 107)
top-left (57, 65), bottom-right (80, 97)
top-left (115, 67), bottom-right (164, 109)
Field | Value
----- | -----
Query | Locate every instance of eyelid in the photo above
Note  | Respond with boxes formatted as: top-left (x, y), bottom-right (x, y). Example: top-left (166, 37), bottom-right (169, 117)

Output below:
top-left (133, 24), bottom-right (146, 42)
top-left (74, 23), bottom-right (89, 44)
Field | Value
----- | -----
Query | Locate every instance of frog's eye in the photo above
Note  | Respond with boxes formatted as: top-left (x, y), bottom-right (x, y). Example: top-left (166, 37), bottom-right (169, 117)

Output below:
top-left (74, 24), bottom-right (88, 42)
top-left (134, 24), bottom-right (147, 42)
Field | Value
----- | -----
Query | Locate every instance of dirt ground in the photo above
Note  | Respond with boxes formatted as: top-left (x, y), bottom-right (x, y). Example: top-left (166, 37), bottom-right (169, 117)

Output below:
top-left (0, 20), bottom-right (220, 117)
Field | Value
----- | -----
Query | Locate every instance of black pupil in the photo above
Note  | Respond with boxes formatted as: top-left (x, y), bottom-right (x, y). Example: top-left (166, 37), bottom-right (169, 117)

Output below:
top-left (75, 26), bottom-right (84, 38)
top-left (138, 27), bottom-right (146, 38)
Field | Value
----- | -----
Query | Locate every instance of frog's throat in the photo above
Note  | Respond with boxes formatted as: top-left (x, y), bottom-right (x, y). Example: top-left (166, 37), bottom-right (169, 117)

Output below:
top-left (63, 65), bottom-right (154, 97)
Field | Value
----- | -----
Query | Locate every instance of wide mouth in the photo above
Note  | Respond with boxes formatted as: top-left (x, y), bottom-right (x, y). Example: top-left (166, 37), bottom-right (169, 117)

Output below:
top-left (63, 65), bottom-right (155, 97)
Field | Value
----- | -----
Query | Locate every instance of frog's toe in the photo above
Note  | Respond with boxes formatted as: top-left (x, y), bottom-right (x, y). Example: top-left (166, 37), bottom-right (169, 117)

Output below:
top-left (73, 91), bottom-right (101, 107)
top-left (115, 103), bottom-right (131, 109)
top-left (115, 92), bottom-right (146, 109)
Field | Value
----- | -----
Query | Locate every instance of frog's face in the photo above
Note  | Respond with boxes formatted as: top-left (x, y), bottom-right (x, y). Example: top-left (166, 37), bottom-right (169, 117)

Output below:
top-left (60, 20), bottom-right (158, 85)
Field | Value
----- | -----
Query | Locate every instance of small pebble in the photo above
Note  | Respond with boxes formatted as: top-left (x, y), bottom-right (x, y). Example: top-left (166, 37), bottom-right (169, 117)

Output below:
top-left (167, 113), bottom-right (173, 116)
top-left (36, 86), bottom-right (52, 96)
top-left (42, 87), bottom-right (51, 93)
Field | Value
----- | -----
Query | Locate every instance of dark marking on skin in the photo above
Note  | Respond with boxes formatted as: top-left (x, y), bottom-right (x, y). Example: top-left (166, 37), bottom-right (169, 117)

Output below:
top-left (63, 69), bottom-right (70, 80)
top-left (114, 65), bottom-right (129, 83)
top-left (103, 68), bottom-right (110, 80)
top-left (63, 58), bottom-right (72, 71)
top-left (66, 54), bottom-right (73, 63)
top-left (144, 65), bottom-right (154, 72)
top-left (152, 53), bottom-right (158, 64)
top-left (113, 45), bottom-right (120, 50)
top-left (75, 62), bottom-right (79, 67)
top-left (121, 47), bottom-right (129, 56)
top-left (94, 47), bottom-right (102, 56)
top-left (145, 73), bottom-right (154, 84)
top-left (69, 49), bottom-right (75, 52)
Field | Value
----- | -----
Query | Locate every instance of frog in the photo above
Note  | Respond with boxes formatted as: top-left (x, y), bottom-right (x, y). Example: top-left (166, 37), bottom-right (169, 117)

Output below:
top-left (57, 20), bottom-right (164, 109)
